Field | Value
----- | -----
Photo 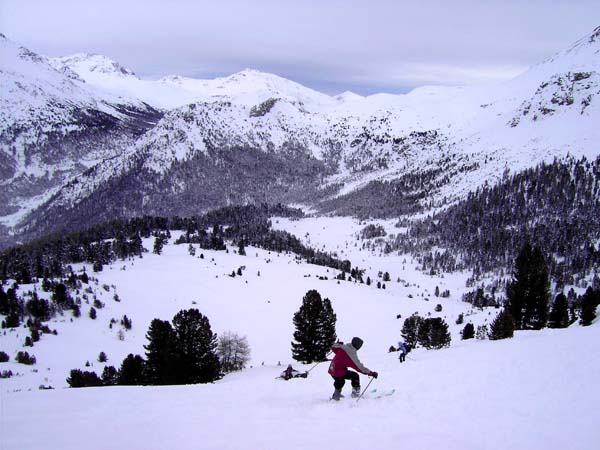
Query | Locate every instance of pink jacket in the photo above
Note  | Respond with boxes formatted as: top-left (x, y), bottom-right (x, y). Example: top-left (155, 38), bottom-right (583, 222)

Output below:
top-left (328, 342), bottom-right (371, 378)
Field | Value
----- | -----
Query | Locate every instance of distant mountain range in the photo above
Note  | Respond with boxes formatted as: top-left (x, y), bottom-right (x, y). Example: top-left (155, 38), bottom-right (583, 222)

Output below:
top-left (1, 26), bottom-right (599, 247)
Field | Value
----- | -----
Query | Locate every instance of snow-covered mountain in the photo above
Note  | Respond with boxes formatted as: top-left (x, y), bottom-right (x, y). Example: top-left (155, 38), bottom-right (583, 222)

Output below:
top-left (3, 26), bottom-right (600, 245)
top-left (0, 35), bottom-right (162, 239)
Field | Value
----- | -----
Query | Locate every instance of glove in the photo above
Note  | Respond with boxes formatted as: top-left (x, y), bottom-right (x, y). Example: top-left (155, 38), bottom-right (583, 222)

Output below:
top-left (370, 371), bottom-right (378, 379)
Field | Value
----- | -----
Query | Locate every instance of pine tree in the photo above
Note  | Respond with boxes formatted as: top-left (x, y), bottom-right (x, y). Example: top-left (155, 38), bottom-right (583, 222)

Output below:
top-left (506, 243), bottom-right (550, 330)
top-left (417, 318), bottom-right (451, 349)
top-left (238, 240), bottom-right (246, 256)
top-left (401, 314), bottom-right (423, 348)
top-left (291, 290), bottom-right (337, 363)
top-left (580, 287), bottom-right (599, 326)
top-left (67, 369), bottom-right (102, 388)
top-left (144, 319), bottom-right (179, 385)
top-left (101, 365), bottom-right (119, 386)
top-left (489, 309), bottom-right (515, 340)
top-left (461, 323), bottom-right (475, 340)
top-left (118, 354), bottom-right (146, 385)
top-left (548, 293), bottom-right (570, 328)
top-left (172, 309), bottom-right (221, 384)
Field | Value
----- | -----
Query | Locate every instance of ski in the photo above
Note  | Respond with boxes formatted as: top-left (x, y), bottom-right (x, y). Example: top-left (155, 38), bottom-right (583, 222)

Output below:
top-left (366, 388), bottom-right (395, 399)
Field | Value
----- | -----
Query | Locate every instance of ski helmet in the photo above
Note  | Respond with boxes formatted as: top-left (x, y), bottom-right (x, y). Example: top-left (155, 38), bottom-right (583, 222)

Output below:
top-left (351, 337), bottom-right (363, 350)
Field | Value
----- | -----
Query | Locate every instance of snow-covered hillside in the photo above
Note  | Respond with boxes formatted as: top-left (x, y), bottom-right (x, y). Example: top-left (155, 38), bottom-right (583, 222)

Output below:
top-left (1, 217), bottom-right (598, 450)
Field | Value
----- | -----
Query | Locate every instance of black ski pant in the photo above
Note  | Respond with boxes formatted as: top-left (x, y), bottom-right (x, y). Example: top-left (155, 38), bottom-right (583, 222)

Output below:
top-left (333, 370), bottom-right (360, 390)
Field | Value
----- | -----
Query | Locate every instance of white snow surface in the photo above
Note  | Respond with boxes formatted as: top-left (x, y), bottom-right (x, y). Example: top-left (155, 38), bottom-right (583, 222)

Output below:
top-left (1, 217), bottom-right (598, 450)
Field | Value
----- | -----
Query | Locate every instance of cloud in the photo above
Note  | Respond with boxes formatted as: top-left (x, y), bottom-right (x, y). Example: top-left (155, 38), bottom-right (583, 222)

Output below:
top-left (1, 0), bottom-right (599, 94)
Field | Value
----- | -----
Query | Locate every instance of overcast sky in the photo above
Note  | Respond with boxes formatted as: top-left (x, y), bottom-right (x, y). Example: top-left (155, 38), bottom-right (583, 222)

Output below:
top-left (1, 0), bottom-right (599, 94)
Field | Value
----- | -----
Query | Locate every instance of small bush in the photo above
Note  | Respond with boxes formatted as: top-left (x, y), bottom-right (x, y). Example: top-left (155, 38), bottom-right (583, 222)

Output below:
top-left (121, 315), bottom-right (132, 330)
top-left (0, 351), bottom-right (10, 363)
top-left (456, 313), bottom-right (464, 325)
top-left (435, 304), bottom-right (443, 312)
top-left (93, 299), bottom-right (105, 309)
top-left (98, 351), bottom-right (108, 363)
top-left (16, 351), bottom-right (36, 365)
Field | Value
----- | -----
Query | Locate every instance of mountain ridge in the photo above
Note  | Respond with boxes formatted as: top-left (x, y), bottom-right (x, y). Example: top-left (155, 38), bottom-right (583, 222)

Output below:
top-left (2, 26), bottom-right (600, 246)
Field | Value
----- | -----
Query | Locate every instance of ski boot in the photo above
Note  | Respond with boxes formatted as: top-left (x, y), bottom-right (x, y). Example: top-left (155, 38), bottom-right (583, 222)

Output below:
top-left (351, 387), bottom-right (361, 398)
top-left (331, 389), bottom-right (344, 401)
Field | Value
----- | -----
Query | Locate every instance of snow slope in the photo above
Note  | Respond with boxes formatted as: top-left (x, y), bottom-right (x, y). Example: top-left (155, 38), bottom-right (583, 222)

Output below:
top-left (1, 217), bottom-right (598, 450)
top-left (3, 325), bottom-right (598, 450)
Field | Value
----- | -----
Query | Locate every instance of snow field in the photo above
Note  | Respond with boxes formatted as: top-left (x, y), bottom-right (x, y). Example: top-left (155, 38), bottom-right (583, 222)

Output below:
top-left (1, 216), bottom-right (599, 450)
top-left (3, 325), bottom-right (599, 450)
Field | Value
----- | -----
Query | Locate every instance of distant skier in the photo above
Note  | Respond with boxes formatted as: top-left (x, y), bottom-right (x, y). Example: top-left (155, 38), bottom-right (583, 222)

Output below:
top-left (278, 364), bottom-right (308, 380)
top-left (397, 341), bottom-right (410, 363)
top-left (328, 337), bottom-right (378, 400)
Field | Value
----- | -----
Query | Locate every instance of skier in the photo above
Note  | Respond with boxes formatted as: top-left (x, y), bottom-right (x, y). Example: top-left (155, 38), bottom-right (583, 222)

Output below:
top-left (278, 364), bottom-right (308, 380)
top-left (397, 341), bottom-right (409, 363)
top-left (328, 337), bottom-right (378, 400)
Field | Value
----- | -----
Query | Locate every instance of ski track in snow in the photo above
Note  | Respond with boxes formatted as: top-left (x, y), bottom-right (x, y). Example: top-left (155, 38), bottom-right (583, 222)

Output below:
top-left (1, 216), bottom-right (599, 450)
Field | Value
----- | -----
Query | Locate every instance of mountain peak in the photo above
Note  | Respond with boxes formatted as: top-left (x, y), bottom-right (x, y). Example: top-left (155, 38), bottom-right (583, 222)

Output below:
top-left (51, 53), bottom-right (139, 80)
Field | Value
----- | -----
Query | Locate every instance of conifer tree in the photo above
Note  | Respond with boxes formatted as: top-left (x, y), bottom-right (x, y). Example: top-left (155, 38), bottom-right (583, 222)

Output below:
top-left (489, 309), bottom-right (515, 340)
top-left (580, 287), bottom-right (599, 326)
top-left (101, 365), bottom-right (119, 386)
top-left (417, 318), bottom-right (451, 349)
top-left (401, 314), bottom-right (423, 348)
top-left (461, 322), bottom-right (475, 340)
top-left (506, 243), bottom-right (550, 329)
top-left (118, 354), bottom-right (146, 385)
top-left (144, 319), bottom-right (179, 385)
top-left (172, 309), bottom-right (221, 384)
top-left (67, 369), bottom-right (102, 388)
top-left (291, 290), bottom-right (337, 363)
top-left (548, 293), bottom-right (570, 328)
top-left (238, 240), bottom-right (246, 256)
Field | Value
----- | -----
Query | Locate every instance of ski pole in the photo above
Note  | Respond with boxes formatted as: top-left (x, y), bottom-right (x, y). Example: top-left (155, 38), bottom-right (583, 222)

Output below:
top-left (307, 351), bottom-right (332, 373)
top-left (356, 376), bottom-right (375, 402)
top-left (306, 361), bottom-right (322, 373)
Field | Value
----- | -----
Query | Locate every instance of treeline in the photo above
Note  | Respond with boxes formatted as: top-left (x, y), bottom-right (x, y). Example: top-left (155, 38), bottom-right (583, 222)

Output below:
top-left (0, 204), bottom-right (305, 283)
top-left (388, 156), bottom-right (600, 282)
top-left (459, 243), bottom-right (600, 343)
